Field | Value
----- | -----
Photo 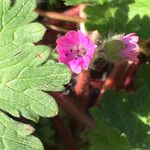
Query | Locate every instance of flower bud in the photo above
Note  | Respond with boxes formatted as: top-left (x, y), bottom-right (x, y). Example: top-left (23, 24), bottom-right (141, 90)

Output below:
top-left (103, 33), bottom-right (139, 62)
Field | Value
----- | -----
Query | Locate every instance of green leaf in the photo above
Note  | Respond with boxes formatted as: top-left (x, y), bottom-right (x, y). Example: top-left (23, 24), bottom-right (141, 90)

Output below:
top-left (99, 88), bottom-right (150, 149)
top-left (35, 118), bottom-right (55, 145)
top-left (0, 0), bottom-right (71, 122)
top-left (88, 108), bottom-right (131, 150)
top-left (136, 64), bottom-right (150, 88)
top-left (64, 0), bottom-right (101, 6)
top-left (85, 0), bottom-right (150, 38)
top-left (0, 112), bottom-right (43, 150)
top-left (0, 0), bottom-right (71, 149)
top-left (48, 0), bottom-right (59, 5)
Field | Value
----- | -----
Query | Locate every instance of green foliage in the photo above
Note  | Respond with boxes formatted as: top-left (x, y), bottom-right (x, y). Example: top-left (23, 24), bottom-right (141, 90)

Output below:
top-left (0, 112), bottom-right (43, 150)
top-left (0, 0), bottom-right (71, 149)
top-left (136, 64), bottom-right (150, 88)
top-left (87, 63), bottom-right (150, 150)
top-left (0, 0), bottom-right (70, 121)
top-left (84, 0), bottom-right (150, 38)
top-left (47, 0), bottom-right (63, 11)
top-left (35, 118), bottom-right (55, 145)
top-left (48, 0), bottom-right (59, 5)
top-left (85, 62), bottom-right (149, 149)
top-left (89, 87), bottom-right (150, 150)
top-left (64, 0), bottom-right (101, 6)
top-left (88, 108), bottom-right (131, 150)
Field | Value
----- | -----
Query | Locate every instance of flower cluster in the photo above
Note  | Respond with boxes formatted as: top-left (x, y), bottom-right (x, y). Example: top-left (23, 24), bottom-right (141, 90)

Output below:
top-left (56, 31), bottom-right (139, 74)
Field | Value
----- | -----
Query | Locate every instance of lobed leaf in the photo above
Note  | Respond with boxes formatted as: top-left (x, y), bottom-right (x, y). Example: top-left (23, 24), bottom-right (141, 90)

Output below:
top-left (0, 0), bottom-right (71, 149)
top-left (84, 0), bottom-right (150, 38)
top-left (88, 108), bottom-right (131, 150)
top-left (98, 88), bottom-right (150, 149)
top-left (0, 112), bottom-right (43, 150)
top-left (0, 0), bottom-right (71, 122)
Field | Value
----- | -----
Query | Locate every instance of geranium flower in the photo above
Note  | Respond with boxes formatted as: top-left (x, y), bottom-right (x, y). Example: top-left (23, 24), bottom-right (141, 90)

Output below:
top-left (56, 30), bottom-right (96, 74)
top-left (103, 33), bottom-right (139, 62)
top-left (120, 33), bottom-right (139, 61)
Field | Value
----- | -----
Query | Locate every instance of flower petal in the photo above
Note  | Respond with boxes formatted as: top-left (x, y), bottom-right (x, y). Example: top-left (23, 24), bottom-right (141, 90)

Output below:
top-left (120, 33), bottom-right (139, 61)
top-left (56, 30), bottom-right (96, 74)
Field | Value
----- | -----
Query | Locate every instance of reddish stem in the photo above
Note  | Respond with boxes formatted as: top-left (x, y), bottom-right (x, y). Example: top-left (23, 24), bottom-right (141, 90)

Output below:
top-left (97, 61), bottom-right (128, 103)
top-left (50, 92), bottom-right (94, 129)
top-left (63, 6), bottom-right (80, 16)
top-left (124, 61), bottom-right (139, 89)
top-left (51, 115), bottom-right (77, 150)
top-left (74, 70), bottom-right (90, 111)
top-left (35, 8), bottom-right (85, 23)
top-left (90, 79), bottom-right (104, 89)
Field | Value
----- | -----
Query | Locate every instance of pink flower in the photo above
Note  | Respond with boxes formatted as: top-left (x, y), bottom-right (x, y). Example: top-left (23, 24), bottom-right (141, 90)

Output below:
top-left (120, 33), bottom-right (139, 61)
top-left (56, 30), bottom-right (96, 74)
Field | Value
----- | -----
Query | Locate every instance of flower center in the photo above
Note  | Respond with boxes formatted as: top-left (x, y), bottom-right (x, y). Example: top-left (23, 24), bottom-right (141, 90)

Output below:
top-left (70, 45), bottom-right (87, 58)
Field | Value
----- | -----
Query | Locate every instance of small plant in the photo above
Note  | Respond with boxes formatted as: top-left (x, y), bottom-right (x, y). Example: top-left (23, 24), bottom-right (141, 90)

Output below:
top-left (0, 0), bottom-right (150, 150)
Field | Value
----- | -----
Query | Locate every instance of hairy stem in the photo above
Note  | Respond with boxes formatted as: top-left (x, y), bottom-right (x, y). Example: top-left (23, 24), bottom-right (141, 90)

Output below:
top-left (74, 70), bottom-right (91, 111)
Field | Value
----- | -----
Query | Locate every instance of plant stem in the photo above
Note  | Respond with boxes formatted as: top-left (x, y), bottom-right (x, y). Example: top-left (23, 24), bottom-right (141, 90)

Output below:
top-left (50, 92), bottom-right (95, 129)
top-left (51, 115), bottom-right (77, 150)
top-left (97, 61), bottom-right (128, 104)
top-left (35, 8), bottom-right (85, 23)
top-left (64, 6), bottom-right (80, 16)
top-left (46, 24), bottom-right (69, 33)
top-left (74, 70), bottom-right (90, 111)
top-left (123, 61), bottom-right (138, 89)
